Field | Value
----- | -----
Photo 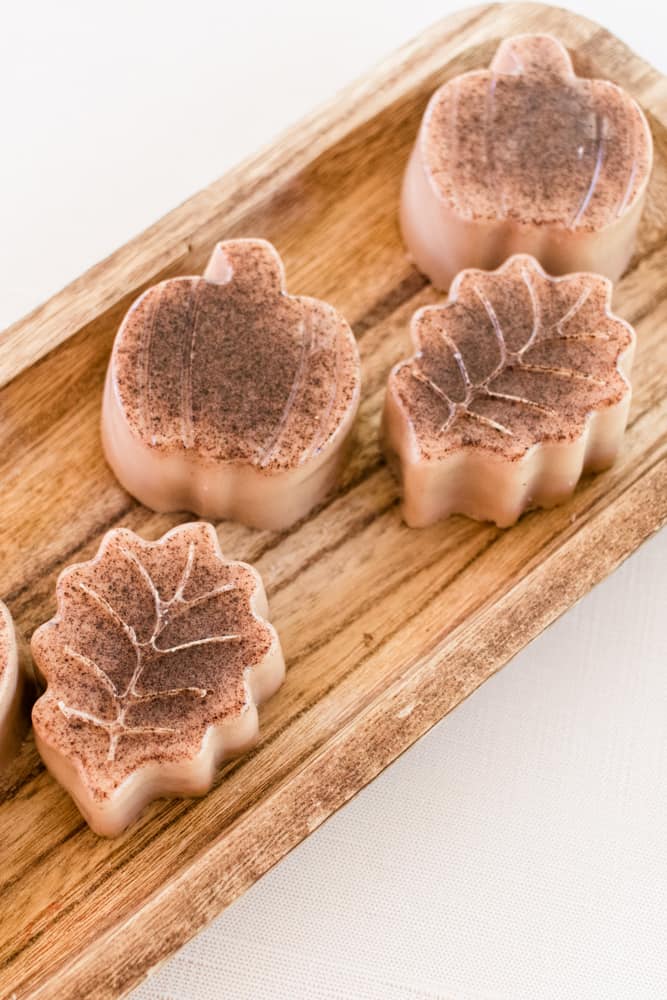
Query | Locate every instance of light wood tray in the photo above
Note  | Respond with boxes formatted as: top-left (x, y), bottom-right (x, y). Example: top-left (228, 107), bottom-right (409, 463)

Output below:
top-left (1, 4), bottom-right (666, 997)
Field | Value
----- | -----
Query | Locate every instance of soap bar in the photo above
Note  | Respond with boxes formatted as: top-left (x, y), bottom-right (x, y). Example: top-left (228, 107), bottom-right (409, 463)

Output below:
top-left (0, 602), bottom-right (32, 771)
top-left (103, 239), bottom-right (360, 530)
top-left (31, 522), bottom-right (284, 836)
top-left (383, 255), bottom-right (635, 527)
top-left (401, 33), bottom-right (653, 289)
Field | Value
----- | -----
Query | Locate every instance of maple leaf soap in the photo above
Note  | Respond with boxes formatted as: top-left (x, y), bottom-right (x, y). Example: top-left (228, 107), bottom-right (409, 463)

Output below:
top-left (31, 522), bottom-right (285, 836)
top-left (401, 33), bottom-right (653, 289)
top-left (103, 239), bottom-right (360, 530)
top-left (0, 602), bottom-right (32, 770)
top-left (382, 255), bottom-right (635, 527)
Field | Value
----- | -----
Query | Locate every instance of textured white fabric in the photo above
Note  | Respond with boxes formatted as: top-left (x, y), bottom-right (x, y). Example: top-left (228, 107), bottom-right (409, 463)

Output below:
top-left (3, 3), bottom-right (666, 997)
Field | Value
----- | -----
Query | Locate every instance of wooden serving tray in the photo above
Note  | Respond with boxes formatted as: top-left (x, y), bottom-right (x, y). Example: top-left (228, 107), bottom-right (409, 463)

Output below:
top-left (1, 4), bottom-right (666, 997)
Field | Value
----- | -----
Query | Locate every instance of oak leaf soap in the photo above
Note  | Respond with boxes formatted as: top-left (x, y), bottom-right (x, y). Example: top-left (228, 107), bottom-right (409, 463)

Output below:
top-left (31, 522), bottom-right (285, 836)
top-left (383, 255), bottom-right (635, 527)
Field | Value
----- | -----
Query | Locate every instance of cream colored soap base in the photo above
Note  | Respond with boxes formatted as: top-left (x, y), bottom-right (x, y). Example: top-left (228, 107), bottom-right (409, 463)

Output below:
top-left (102, 239), bottom-right (361, 530)
top-left (31, 522), bottom-right (285, 837)
top-left (401, 33), bottom-right (653, 289)
top-left (383, 255), bottom-right (635, 528)
top-left (0, 602), bottom-right (32, 772)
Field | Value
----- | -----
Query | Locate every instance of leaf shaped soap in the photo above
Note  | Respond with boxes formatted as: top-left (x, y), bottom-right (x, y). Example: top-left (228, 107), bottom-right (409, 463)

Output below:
top-left (401, 33), bottom-right (653, 288)
top-left (31, 522), bottom-right (284, 836)
top-left (0, 602), bottom-right (32, 771)
top-left (103, 239), bottom-right (361, 530)
top-left (383, 255), bottom-right (635, 527)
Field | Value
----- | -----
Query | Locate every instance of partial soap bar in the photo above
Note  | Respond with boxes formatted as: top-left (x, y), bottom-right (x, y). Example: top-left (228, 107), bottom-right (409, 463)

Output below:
top-left (383, 255), bottom-right (635, 528)
top-left (31, 522), bottom-right (285, 836)
top-left (401, 34), bottom-right (653, 289)
top-left (102, 239), bottom-right (361, 530)
top-left (0, 601), bottom-right (32, 770)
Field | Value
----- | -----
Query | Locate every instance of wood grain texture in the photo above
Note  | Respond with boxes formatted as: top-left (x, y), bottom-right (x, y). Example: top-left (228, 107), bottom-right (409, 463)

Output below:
top-left (0, 4), bottom-right (666, 997)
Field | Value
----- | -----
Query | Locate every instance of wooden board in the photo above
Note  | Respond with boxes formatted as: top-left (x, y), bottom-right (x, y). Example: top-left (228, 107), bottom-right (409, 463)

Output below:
top-left (1, 4), bottom-right (666, 997)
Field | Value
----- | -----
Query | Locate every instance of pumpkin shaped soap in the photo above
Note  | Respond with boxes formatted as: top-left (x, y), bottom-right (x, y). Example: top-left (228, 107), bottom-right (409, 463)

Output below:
top-left (103, 239), bottom-right (360, 530)
top-left (401, 34), bottom-right (653, 289)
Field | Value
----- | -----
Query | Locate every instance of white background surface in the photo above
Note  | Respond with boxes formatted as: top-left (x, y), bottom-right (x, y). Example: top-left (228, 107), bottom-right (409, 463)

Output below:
top-left (2, 2), bottom-right (666, 998)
